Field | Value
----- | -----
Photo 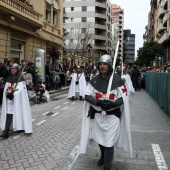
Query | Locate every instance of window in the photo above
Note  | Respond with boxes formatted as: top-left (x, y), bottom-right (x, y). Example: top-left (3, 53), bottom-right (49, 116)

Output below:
top-left (71, 7), bottom-right (74, 11)
top-left (53, 9), bottom-right (57, 26)
top-left (82, 6), bottom-right (87, 11)
top-left (81, 28), bottom-right (86, 33)
top-left (82, 17), bottom-right (86, 22)
top-left (46, 2), bottom-right (51, 23)
top-left (70, 28), bottom-right (74, 33)
top-left (71, 18), bottom-right (74, 22)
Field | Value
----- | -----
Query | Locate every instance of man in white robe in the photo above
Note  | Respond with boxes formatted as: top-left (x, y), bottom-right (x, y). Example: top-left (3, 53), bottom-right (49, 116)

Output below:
top-left (67, 66), bottom-right (86, 100)
top-left (80, 55), bottom-right (132, 170)
top-left (0, 63), bottom-right (32, 139)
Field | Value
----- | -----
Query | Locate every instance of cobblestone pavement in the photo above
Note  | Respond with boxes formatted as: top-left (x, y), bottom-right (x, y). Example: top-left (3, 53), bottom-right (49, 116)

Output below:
top-left (0, 91), bottom-right (83, 170)
top-left (72, 89), bottom-right (170, 170)
top-left (0, 89), bottom-right (170, 170)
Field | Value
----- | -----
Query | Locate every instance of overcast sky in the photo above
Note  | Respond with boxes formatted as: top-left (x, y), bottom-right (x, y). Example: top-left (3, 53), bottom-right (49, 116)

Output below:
top-left (110, 0), bottom-right (150, 55)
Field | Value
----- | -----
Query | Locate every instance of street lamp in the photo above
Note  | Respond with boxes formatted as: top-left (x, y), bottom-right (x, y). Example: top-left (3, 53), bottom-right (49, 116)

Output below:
top-left (87, 43), bottom-right (92, 64)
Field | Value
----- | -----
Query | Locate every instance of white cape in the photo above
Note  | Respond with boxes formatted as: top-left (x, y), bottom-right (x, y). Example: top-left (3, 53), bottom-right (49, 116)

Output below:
top-left (67, 73), bottom-right (86, 98)
top-left (80, 85), bottom-right (132, 157)
top-left (0, 81), bottom-right (32, 133)
top-left (122, 74), bottom-right (134, 95)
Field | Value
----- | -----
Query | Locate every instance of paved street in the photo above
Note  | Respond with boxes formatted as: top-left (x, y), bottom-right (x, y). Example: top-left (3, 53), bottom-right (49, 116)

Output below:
top-left (0, 89), bottom-right (170, 170)
top-left (72, 89), bottom-right (170, 170)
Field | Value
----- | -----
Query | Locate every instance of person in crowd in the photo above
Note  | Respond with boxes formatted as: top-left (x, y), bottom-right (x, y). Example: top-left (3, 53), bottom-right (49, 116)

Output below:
top-left (0, 60), bottom-right (9, 104)
top-left (35, 81), bottom-right (45, 102)
top-left (116, 66), bottom-right (122, 77)
top-left (67, 65), bottom-right (86, 101)
top-left (52, 73), bottom-right (61, 90)
top-left (80, 55), bottom-right (132, 170)
top-left (20, 59), bottom-right (28, 73)
top-left (0, 63), bottom-right (32, 139)
top-left (90, 66), bottom-right (98, 80)
top-left (131, 65), bottom-right (140, 91)
top-left (27, 62), bottom-right (37, 85)
top-left (166, 66), bottom-right (170, 73)
top-left (66, 69), bottom-right (72, 86)
top-left (6, 59), bottom-right (13, 75)
top-left (27, 83), bottom-right (40, 104)
top-left (50, 47), bottom-right (59, 71)
top-left (141, 68), bottom-right (146, 89)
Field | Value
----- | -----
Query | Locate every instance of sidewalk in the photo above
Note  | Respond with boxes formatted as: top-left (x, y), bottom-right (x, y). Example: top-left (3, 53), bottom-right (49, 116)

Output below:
top-left (72, 89), bottom-right (170, 170)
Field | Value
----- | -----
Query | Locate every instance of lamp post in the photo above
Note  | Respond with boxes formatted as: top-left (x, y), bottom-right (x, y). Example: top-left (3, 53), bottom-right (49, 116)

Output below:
top-left (87, 44), bottom-right (92, 64)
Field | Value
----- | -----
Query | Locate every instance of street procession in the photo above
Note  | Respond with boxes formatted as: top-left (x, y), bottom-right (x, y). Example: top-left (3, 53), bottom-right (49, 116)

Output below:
top-left (0, 0), bottom-right (170, 170)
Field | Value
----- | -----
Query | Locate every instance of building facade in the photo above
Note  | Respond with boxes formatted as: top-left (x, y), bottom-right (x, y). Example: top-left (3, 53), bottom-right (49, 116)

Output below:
top-left (144, 0), bottom-right (170, 65)
top-left (111, 4), bottom-right (124, 60)
top-left (124, 30), bottom-right (135, 65)
top-left (157, 0), bottom-right (170, 64)
top-left (63, 0), bottom-right (112, 65)
top-left (0, 0), bottom-right (63, 63)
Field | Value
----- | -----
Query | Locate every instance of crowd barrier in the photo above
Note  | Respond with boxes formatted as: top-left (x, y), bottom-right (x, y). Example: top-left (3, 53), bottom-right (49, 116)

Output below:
top-left (145, 72), bottom-right (170, 117)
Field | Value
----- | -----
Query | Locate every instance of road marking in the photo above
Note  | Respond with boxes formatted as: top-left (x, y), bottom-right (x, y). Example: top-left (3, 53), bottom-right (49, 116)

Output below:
top-left (151, 143), bottom-right (168, 170)
top-left (58, 145), bottom-right (80, 170)
top-left (62, 107), bottom-right (68, 110)
top-left (71, 102), bottom-right (76, 105)
top-left (13, 135), bottom-right (21, 139)
top-left (54, 106), bottom-right (61, 109)
top-left (36, 120), bottom-right (46, 126)
top-left (51, 112), bottom-right (59, 117)
top-left (64, 102), bottom-right (69, 104)
top-left (42, 111), bottom-right (49, 116)
top-left (32, 119), bottom-right (35, 122)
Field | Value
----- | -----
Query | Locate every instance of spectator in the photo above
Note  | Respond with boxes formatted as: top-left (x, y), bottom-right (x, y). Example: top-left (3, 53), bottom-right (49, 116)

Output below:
top-left (52, 73), bottom-right (61, 90)
top-left (50, 47), bottom-right (59, 71)
top-left (35, 81), bottom-right (45, 102)
top-left (131, 66), bottom-right (140, 91)
top-left (27, 83), bottom-right (40, 104)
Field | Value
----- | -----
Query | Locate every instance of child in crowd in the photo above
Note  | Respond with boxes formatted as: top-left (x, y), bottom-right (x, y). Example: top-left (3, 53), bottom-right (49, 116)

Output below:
top-left (27, 83), bottom-right (40, 104)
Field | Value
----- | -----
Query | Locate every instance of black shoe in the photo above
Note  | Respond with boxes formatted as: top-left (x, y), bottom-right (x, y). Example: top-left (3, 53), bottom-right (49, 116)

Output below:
top-left (98, 158), bottom-right (104, 166)
top-left (0, 131), bottom-right (9, 138)
top-left (71, 97), bottom-right (74, 101)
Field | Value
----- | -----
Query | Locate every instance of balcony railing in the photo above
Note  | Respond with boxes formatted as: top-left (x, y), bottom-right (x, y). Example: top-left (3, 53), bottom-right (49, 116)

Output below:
top-left (158, 7), bottom-right (166, 18)
top-left (0, 0), bottom-right (41, 21)
top-left (158, 23), bottom-right (167, 33)
top-left (158, 32), bottom-right (168, 44)
top-left (163, 12), bottom-right (168, 26)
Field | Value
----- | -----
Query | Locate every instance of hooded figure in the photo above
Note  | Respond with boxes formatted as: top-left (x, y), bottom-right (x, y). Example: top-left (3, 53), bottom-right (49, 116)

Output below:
top-left (80, 55), bottom-right (132, 170)
top-left (0, 63), bottom-right (32, 139)
top-left (67, 66), bottom-right (86, 100)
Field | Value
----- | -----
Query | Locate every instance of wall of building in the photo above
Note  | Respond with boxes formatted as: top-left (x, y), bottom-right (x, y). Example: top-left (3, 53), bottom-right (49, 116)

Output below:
top-left (0, 0), bottom-right (63, 63)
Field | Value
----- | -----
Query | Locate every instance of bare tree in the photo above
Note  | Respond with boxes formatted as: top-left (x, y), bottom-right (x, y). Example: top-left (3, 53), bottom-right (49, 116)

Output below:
top-left (64, 23), bottom-right (95, 60)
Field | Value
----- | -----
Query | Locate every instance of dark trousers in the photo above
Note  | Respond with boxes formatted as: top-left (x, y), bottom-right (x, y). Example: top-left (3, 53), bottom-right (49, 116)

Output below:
top-left (5, 114), bottom-right (13, 132)
top-left (99, 144), bottom-right (114, 168)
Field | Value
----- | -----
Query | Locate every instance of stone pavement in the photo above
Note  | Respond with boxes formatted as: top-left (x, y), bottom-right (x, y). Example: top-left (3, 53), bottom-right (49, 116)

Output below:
top-left (71, 89), bottom-right (170, 170)
top-left (0, 92), bottom-right (83, 170)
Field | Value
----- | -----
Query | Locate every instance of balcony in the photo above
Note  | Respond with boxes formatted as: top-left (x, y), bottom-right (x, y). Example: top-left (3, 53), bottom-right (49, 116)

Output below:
top-left (158, 32), bottom-right (168, 44)
top-left (95, 2), bottom-right (107, 9)
top-left (163, 0), bottom-right (168, 9)
top-left (95, 13), bottom-right (107, 20)
top-left (163, 12), bottom-right (169, 26)
top-left (95, 35), bottom-right (106, 41)
top-left (119, 14), bottom-right (123, 18)
top-left (158, 7), bottom-right (166, 18)
top-left (0, 0), bottom-right (42, 28)
top-left (94, 45), bottom-right (107, 51)
top-left (158, 23), bottom-right (167, 33)
top-left (95, 24), bottom-right (106, 30)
